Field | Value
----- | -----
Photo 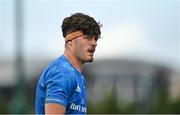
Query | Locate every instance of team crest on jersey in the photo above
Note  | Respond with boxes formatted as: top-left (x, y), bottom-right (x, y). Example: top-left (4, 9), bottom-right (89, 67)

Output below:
top-left (75, 85), bottom-right (81, 92)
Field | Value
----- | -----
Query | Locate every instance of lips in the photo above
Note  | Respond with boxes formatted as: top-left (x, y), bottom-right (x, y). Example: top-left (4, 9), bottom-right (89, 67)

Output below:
top-left (87, 47), bottom-right (95, 54)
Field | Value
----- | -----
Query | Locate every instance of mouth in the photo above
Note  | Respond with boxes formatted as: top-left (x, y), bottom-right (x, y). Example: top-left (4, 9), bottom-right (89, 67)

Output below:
top-left (87, 47), bottom-right (95, 55)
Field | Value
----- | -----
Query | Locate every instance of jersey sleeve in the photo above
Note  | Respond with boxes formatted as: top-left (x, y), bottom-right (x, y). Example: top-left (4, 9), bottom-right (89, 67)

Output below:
top-left (45, 70), bottom-right (74, 108)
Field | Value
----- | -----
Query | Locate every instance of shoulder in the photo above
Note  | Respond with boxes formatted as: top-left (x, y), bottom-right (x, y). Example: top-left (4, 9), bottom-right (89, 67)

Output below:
top-left (41, 56), bottom-right (76, 85)
top-left (48, 55), bottom-right (74, 75)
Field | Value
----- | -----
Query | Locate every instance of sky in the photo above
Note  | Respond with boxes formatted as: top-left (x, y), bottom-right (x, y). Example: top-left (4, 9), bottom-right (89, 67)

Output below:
top-left (0, 0), bottom-right (179, 69)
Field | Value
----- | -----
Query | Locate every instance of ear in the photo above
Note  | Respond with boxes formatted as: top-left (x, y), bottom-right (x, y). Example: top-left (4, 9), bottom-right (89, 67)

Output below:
top-left (67, 41), bottom-right (73, 46)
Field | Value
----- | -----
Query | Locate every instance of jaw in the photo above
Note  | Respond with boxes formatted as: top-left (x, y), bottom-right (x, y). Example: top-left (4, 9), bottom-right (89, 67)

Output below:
top-left (84, 52), bottom-right (94, 62)
top-left (86, 56), bottom-right (93, 62)
top-left (76, 50), bottom-right (95, 63)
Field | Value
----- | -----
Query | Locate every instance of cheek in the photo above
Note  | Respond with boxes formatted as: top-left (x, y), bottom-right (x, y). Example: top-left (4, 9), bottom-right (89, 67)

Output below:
top-left (77, 42), bottom-right (87, 50)
top-left (78, 44), bottom-right (86, 54)
top-left (73, 39), bottom-right (88, 53)
top-left (73, 43), bottom-right (85, 54)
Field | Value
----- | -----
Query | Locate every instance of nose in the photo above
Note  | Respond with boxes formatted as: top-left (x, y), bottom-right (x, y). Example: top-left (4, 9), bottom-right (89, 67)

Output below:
top-left (91, 37), bottom-right (97, 46)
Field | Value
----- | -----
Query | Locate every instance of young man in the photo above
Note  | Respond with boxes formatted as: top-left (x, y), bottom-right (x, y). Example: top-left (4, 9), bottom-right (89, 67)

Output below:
top-left (35, 13), bottom-right (102, 114)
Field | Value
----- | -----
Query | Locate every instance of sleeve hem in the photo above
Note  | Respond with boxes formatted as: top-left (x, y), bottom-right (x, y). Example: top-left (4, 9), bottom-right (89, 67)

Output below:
top-left (45, 98), bottom-right (67, 107)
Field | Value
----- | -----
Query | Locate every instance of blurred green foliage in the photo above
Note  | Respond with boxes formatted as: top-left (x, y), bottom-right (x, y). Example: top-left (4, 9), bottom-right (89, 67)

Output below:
top-left (0, 82), bottom-right (180, 113)
top-left (87, 92), bottom-right (180, 114)
top-left (0, 88), bottom-right (180, 114)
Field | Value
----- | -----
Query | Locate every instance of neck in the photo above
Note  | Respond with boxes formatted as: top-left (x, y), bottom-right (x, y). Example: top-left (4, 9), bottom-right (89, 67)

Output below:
top-left (64, 50), bottom-right (84, 73)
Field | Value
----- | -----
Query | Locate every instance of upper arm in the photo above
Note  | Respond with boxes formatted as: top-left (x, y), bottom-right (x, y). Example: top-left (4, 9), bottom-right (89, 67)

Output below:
top-left (45, 103), bottom-right (65, 114)
top-left (45, 71), bottom-right (75, 113)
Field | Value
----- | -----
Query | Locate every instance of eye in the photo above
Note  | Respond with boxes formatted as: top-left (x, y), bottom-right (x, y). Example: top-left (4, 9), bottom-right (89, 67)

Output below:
top-left (95, 37), bottom-right (99, 41)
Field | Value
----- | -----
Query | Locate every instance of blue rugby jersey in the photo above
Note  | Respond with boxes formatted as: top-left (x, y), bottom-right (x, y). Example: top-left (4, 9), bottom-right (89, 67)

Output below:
top-left (35, 55), bottom-right (87, 114)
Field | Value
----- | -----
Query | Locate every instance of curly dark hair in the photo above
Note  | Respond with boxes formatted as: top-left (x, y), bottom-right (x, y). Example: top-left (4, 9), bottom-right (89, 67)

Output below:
top-left (61, 13), bottom-right (102, 40)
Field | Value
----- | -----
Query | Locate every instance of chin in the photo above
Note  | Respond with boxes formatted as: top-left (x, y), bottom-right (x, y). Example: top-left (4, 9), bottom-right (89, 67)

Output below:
top-left (87, 59), bottom-right (93, 62)
top-left (85, 57), bottom-right (93, 62)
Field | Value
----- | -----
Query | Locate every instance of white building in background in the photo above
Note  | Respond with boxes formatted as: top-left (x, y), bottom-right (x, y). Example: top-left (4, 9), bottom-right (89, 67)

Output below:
top-left (0, 58), bottom-right (179, 103)
top-left (82, 58), bottom-right (180, 108)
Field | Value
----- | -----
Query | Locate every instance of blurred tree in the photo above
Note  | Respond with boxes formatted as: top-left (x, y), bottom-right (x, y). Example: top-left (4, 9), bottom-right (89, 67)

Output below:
top-left (8, 0), bottom-right (29, 113)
